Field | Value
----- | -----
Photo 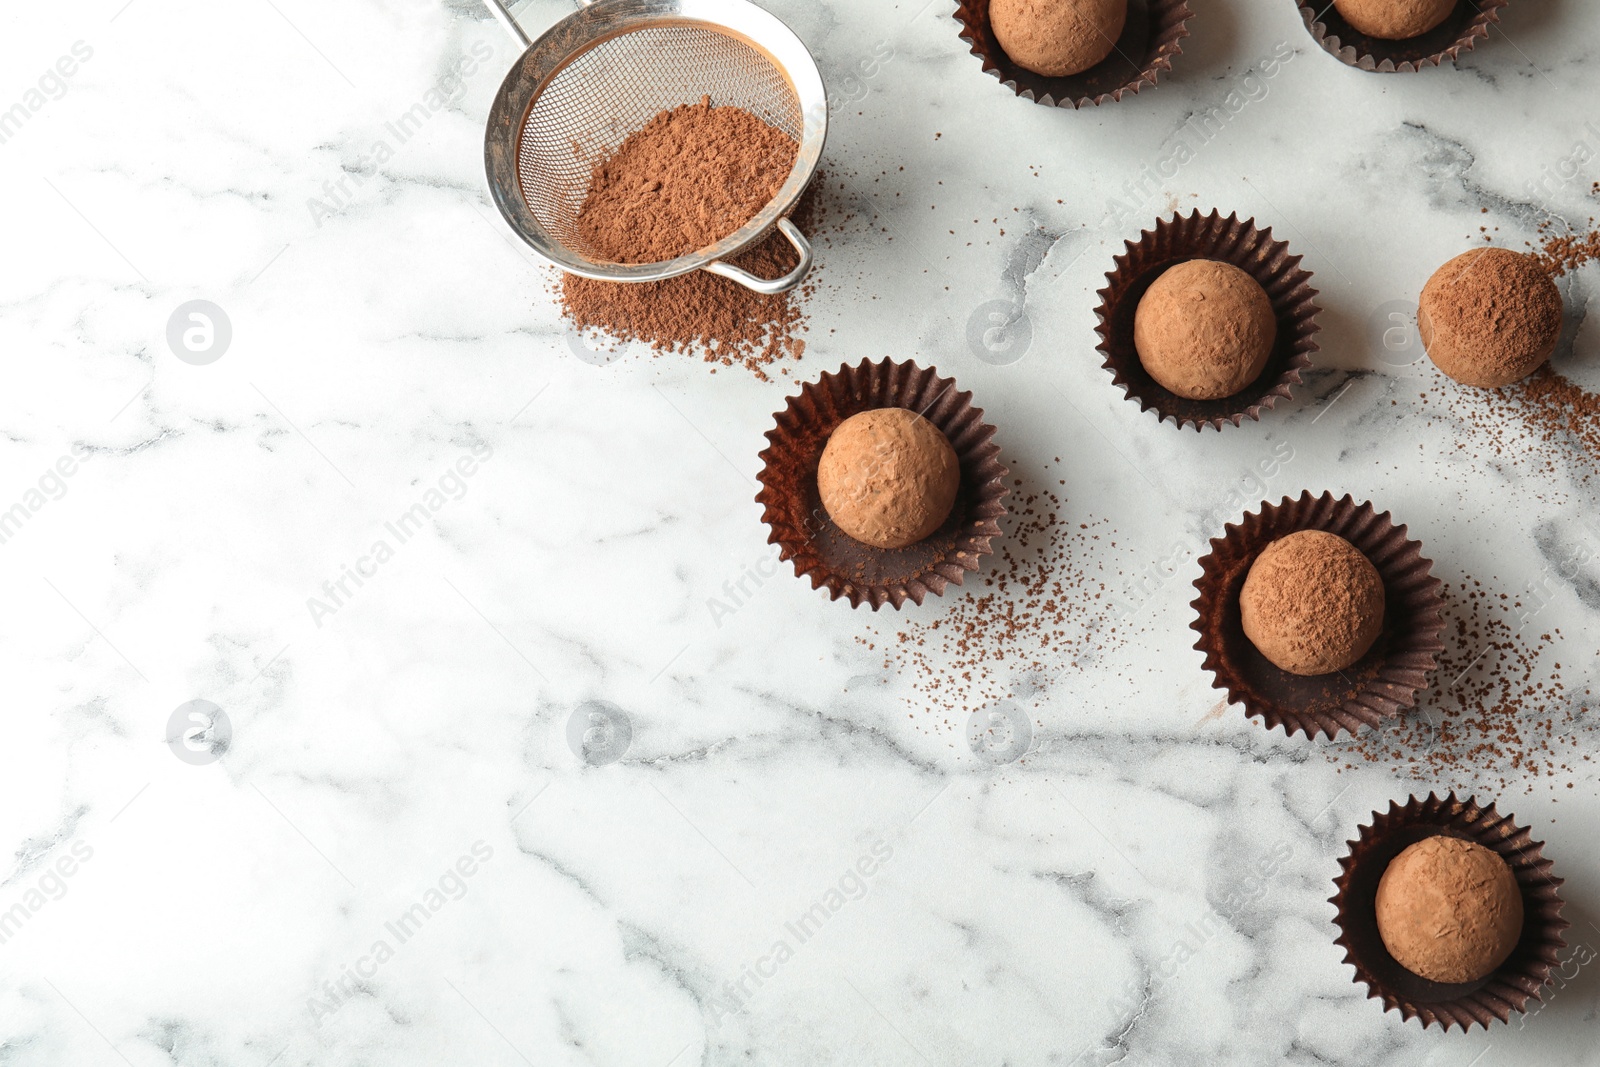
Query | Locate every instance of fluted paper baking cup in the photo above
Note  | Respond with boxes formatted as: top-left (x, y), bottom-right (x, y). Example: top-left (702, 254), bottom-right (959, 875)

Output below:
top-left (1096, 209), bottom-right (1320, 431)
top-left (1190, 491), bottom-right (1445, 739)
top-left (1297, 0), bottom-right (1508, 73)
top-left (1331, 792), bottom-right (1568, 1030)
top-left (954, 0), bottom-right (1193, 109)
top-left (755, 358), bottom-right (1009, 610)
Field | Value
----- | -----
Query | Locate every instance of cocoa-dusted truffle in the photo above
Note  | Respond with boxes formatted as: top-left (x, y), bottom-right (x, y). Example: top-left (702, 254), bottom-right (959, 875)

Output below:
top-left (1239, 530), bottom-right (1385, 675)
top-left (1376, 835), bottom-right (1524, 984)
top-left (1133, 259), bottom-right (1277, 401)
top-left (1333, 0), bottom-right (1454, 40)
top-left (1419, 247), bottom-right (1563, 389)
top-left (990, 0), bottom-right (1127, 78)
top-left (818, 408), bottom-right (960, 550)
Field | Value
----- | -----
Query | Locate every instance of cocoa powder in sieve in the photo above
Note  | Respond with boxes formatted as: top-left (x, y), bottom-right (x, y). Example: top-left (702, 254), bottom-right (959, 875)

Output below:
top-left (558, 97), bottom-right (816, 379)
top-left (576, 96), bottom-right (797, 264)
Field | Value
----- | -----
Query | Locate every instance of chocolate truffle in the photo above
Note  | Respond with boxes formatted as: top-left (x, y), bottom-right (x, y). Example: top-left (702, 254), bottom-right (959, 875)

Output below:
top-left (1376, 835), bottom-right (1524, 984)
top-left (818, 408), bottom-right (960, 550)
top-left (1419, 247), bottom-right (1563, 389)
top-left (1333, 0), bottom-right (1455, 40)
top-left (1239, 530), bottom-right (1385, 676)
top-left (990, 0), bottom-right (1127, 78)
top-left (1133, 259), bottom-right (1277, 401)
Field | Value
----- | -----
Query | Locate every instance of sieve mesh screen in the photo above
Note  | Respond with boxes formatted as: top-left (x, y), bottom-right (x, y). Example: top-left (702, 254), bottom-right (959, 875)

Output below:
top-left (516, 23), bottom-right (801, 261)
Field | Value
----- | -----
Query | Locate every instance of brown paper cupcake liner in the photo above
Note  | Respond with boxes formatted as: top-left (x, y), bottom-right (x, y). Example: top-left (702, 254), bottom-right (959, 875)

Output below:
top-left (755, 358), bottom-right (1009, 610)
top-left (1190, 491), bottom-right (1445, 740)
top-left (1331, 792), bottom-right (1568, 1030)
top-left (1095, 210), bottom-right (1320, 431)
top-left (1297, 0), bottom-right (1507, 73)
top-left (954, 0), bottom-right (1193, 109)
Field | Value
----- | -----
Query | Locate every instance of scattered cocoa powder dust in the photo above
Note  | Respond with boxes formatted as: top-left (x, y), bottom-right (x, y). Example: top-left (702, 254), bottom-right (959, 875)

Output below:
top-left (1417, 367), bottom-right (1600, 485)
top-left (854, 467), bottom-right (1133, 742)
top-left (1530, 216), bottom-right (1600, 278)
top-left (1365, 223), bottom-right (1600, 793)
top-left (558, 97), bottom-right (816, 380)
top-left (576, 97), bottom-right (797, 264)
top-left (1509, 366), bottom-right (1600, 470)
top-left (1331, 579), bottom-right (1594, 795)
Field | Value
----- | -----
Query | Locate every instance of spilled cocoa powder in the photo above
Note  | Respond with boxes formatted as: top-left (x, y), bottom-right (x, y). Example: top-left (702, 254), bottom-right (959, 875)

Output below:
top-left (1414, 367), bottom-right (1600, 487)
top-left (1330, 579), bottom-right (1594, 794)
top-left (1530, 215), bottom-right (1600, 278)
top-left (1356, 222), bottom-right (1600, 792)
top-left (853, 465), bottom-right (1133, 748)
top-left (558, 97), bottom-right (816, 381)
top-left (561, 185), bottom-right (820, 381)
top-left (576, 96), bottom-right (797, 264)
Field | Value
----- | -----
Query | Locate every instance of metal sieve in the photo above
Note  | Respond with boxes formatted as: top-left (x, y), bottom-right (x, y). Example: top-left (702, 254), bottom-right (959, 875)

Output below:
top-left (482, 0), bottom-right (827, 294)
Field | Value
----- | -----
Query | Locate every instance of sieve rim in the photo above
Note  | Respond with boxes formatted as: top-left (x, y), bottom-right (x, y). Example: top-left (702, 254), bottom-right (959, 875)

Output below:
top-left (484, 0), bottom-right (828, 285)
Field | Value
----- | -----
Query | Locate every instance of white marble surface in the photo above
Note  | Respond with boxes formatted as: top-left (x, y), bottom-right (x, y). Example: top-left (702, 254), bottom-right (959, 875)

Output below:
top-left (3, 0), bottom-right (1599, 1063)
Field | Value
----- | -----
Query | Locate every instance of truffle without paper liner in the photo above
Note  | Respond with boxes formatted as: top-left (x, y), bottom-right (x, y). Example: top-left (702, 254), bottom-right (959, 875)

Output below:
top-left (954, 0), bottom-right (1193, 109)
top-left (1095, 210), bottom-right (1320, 431)
top-left (755, 358), bottom-right (1009, 610)
top-left (1190, 491), bottom-right (1444, 740)
top-left (1331, 792), bottom-right (1568, 1030)
top-left (1297, 0), bottom-right (1507, 73)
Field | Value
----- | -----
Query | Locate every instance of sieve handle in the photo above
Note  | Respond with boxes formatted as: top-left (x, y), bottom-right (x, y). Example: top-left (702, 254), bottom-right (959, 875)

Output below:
top-left (701, 218), bottom-right (813, 296)
top-left (483, 0), bottom-right (599, 46)
top-left (482, 0), bottom-right (529, 46)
